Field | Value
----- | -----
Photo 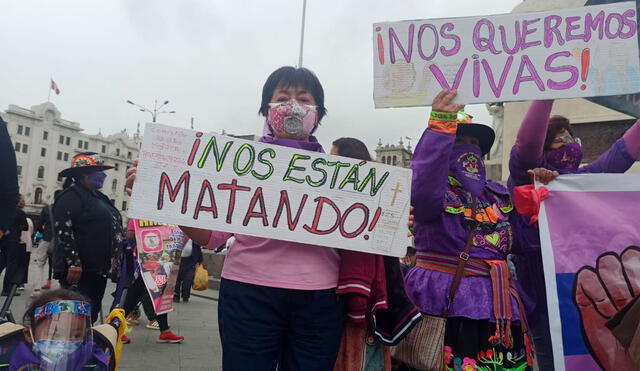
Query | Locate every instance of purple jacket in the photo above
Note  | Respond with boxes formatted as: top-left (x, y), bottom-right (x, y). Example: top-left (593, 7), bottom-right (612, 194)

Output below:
top-left (508, 100), bottom-right (640, 319)
top-left (405, 128), bottom-right (524, 322)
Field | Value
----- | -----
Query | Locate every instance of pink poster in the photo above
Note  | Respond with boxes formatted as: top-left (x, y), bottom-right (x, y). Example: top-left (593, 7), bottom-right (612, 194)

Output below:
top-left (538, 174), bottom-right (640, 370)
top-left (133, 219), bottom-right (188, 315)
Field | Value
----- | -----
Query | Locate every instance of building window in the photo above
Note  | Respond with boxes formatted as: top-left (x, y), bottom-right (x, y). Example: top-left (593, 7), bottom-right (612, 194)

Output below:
top-left (78, 139), bottom-right (83, 148)
top-left (116, 148), bottom-right (120, 156)
top-left (25, 127), bottom-right (30, 136)
top-left (63, 153), bottom-right (69, 162)
top-left (57, 151), bottom-right (62, 160)
top-left (22, 144), bottom-right (28, 153)
top-left (110, 199), bottom-right (115, 205)
top-left (101, 145), bottom-right (106, 153)
top-left (59, 135), bottom-right (64, 144)
top-left (57, 174), bottom-right (63, 182)
top-left (14, 142), bottom-right (21, 152)
top-left (84, 142), bottom-right (88, 150)
top-left (114, 163), bottom-right (119, 171)
top-left (43, 131), bottom-right (48, 140)
top-left (41, 148), bottom-right (46, 157)
top-left (17, 125), bottom-right (23, 135)
top-left (17, 166), bottom-right (22, 176)
top-left (34, 188), bottom-right (43, 204)
top-left (37, 166), bottom-right (45, 179)
top-left (381, 156), bottom-right (386, 164)
top-left (393, 156), bottom-right (397, 166)
top-left (112, 179), bottom-right (117, 192)
top-left (122, 201), bottom-right (127, 211)
top-left (127, 151), bottom-right (132, 159)
top-left (66, 137), bottom-right (70, 146)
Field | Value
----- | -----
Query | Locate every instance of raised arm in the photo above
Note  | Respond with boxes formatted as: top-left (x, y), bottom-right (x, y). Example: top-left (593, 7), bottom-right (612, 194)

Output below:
top-left (574, 120), bottom-right (640, 174)
top-left (623, 121), bottom-right (640, 160)
top-left (411, 91), bottom-right (463, 222)
top-left (514, 100), bottom-right (554, 165)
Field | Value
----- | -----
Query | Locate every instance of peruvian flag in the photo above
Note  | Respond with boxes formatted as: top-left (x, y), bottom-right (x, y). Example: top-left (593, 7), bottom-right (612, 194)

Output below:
top-left (50, 79), bottom-right (60, 95)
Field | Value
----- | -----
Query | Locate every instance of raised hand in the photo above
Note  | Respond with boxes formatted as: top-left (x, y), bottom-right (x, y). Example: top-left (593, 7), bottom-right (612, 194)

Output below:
top-left (574, 247), bottom-right (640, 370)
top-left (432, 90), bottom-right (465, 114)
top-left (125, 159), bottom-right (138, 196)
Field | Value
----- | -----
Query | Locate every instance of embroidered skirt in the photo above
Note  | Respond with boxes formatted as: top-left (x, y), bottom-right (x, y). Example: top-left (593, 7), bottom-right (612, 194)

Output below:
top-left (443, 317), bottom-right (531, 371)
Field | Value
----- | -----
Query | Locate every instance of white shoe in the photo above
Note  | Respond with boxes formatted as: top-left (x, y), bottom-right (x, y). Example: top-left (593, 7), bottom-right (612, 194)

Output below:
top-left (146, 320), bottom-right (160, 330)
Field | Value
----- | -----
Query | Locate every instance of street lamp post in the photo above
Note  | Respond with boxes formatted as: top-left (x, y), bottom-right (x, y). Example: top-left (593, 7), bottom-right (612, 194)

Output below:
top-left (126, 99), bottom-right (176, 122)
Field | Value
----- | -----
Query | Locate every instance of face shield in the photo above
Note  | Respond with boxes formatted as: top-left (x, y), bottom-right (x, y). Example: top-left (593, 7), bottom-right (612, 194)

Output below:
top-left (30, 300), bottom-right (93, 370)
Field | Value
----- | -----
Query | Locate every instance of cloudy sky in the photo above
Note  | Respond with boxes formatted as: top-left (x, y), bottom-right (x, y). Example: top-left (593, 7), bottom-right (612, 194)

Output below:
top-left (1, 0), bottom-right (522, 151)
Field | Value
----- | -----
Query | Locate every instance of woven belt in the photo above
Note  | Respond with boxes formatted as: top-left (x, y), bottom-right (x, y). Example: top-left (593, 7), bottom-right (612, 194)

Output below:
top-left (416, 251), bottom-right (534, 365)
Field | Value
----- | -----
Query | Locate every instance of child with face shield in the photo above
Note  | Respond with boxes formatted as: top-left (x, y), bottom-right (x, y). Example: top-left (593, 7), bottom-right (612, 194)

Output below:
top-left (10, 289), bottom-right (109, 371)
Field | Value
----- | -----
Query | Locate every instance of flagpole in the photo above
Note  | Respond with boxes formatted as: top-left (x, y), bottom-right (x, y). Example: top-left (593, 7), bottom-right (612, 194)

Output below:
top-left (47, 76), bottom-right (51, 102)
top-left (298, 0), bottom-right (307, 68)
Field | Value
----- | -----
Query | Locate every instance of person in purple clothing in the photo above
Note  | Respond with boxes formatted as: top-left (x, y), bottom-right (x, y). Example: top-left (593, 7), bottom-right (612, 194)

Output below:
top-left (10, 289), bottom-right (109, 371)
top-left (508, 100), bottom-right (640, 370)
top-left (125, 66), bottom-right (343, 371)
top-left (406, 90), bottom-right (538, 371)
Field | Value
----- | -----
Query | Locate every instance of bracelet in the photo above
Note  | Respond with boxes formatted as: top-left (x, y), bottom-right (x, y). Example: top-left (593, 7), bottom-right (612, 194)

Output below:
top-left (430, 111), bottom-right (457, 121)
top-left (428, 119), bottom-right (458, 134)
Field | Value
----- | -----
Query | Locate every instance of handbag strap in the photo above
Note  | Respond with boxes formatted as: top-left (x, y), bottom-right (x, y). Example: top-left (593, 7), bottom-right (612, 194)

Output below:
top-left (443, 196), bottom-right (478, 317)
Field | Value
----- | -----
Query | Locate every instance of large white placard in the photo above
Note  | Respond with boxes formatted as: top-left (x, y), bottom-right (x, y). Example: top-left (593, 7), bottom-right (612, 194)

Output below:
top-left (373, 2), bottom-right (640, 107)
top-left (128, 124), bottom-right (412, 257)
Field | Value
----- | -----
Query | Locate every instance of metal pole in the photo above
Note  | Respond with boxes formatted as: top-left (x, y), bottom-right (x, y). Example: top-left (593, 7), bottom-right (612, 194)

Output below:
top-left (298, 0), bottom-right (307, 68)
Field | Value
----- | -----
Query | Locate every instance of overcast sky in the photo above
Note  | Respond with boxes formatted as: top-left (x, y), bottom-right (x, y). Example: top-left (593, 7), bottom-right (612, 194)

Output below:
top-left (1, 0), bottom-right (522, 151)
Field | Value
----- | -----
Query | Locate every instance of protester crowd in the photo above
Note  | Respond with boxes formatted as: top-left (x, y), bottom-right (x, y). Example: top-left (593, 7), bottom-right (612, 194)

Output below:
top-left (0, 64), bottom-right (638, 371)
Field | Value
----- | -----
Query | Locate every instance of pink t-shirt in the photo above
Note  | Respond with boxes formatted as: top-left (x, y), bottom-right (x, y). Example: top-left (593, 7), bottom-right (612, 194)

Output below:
top-left (206, 231), bottom-right (340, 290)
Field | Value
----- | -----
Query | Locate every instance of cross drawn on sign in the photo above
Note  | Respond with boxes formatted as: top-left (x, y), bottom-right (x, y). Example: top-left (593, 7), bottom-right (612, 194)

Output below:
top-left (390, 182), bottom-right (403, 206)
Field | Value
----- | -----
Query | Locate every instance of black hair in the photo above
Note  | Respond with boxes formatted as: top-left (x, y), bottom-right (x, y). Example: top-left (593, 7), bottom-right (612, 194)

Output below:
top-left (61, 171), bottom-right (91, 190)
top-left (259, 66), bottom-right (326, 122)
top-left (544, 115), bottom-right (575, 150)
top-left (23, 289), bottom-right (90, 327)
top-left (331, 137), bottom-right (372, 162)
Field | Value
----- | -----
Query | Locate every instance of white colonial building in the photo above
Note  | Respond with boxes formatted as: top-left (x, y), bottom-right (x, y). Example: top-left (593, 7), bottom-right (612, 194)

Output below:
top-left (1, 102), bottom-right (140, 217)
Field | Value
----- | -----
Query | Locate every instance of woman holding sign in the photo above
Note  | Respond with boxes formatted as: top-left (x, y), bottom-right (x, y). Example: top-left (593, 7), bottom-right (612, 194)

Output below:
top-left (127, 67), bottom-right (343, 371)
top-left (404, 90), bottom-right (534, 371)
top-left (507, 100), bottom-right (640, 370)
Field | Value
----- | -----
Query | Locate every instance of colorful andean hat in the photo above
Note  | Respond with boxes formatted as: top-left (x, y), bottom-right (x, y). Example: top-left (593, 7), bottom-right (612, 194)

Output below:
top-left (58, 152), bottom-right (114, 177)
top-left (455, 111), bottom-right (495, 156)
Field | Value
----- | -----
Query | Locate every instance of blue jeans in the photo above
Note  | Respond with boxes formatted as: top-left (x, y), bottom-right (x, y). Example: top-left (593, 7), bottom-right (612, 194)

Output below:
top-left (218, 278), bottom-right (343, 371)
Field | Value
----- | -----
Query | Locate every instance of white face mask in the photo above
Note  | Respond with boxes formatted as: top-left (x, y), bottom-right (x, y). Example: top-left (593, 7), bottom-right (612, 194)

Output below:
top-left (266, 99), bottom-right (318, 139)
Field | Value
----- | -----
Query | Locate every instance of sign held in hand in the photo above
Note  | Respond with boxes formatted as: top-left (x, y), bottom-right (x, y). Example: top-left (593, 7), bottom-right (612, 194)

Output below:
top-left (129, 124), bottom-right (412, 257)
top-left (373, 1), bottom-right (640, 107)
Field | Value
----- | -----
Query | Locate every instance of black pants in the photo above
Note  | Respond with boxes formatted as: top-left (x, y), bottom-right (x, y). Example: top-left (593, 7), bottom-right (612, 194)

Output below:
top-left (0, 242), bottom-right (28, 293)
top-left (61, 272), bottom-right (108, 324)
top-left (174, 256), bottom-right (196, 299)
top-left (218, 278), bottom-right (343, 371)
top-left (124, 275), bottom-right (169, 331)
top-left (22, 252), bottom-right (31, 284)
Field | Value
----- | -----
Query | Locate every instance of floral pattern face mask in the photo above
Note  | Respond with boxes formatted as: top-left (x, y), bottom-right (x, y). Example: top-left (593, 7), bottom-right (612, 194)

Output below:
top-left (266, 99), bottom-right (318, 139)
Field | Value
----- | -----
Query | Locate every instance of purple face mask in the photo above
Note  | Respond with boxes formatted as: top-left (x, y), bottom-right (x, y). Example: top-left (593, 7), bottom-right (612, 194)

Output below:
top-left (546, 141), bottom-right (583, 170)
top-left (87, 172), bottom-right (107, 189)
top-left (450, 144), bottom-right (486, 196)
